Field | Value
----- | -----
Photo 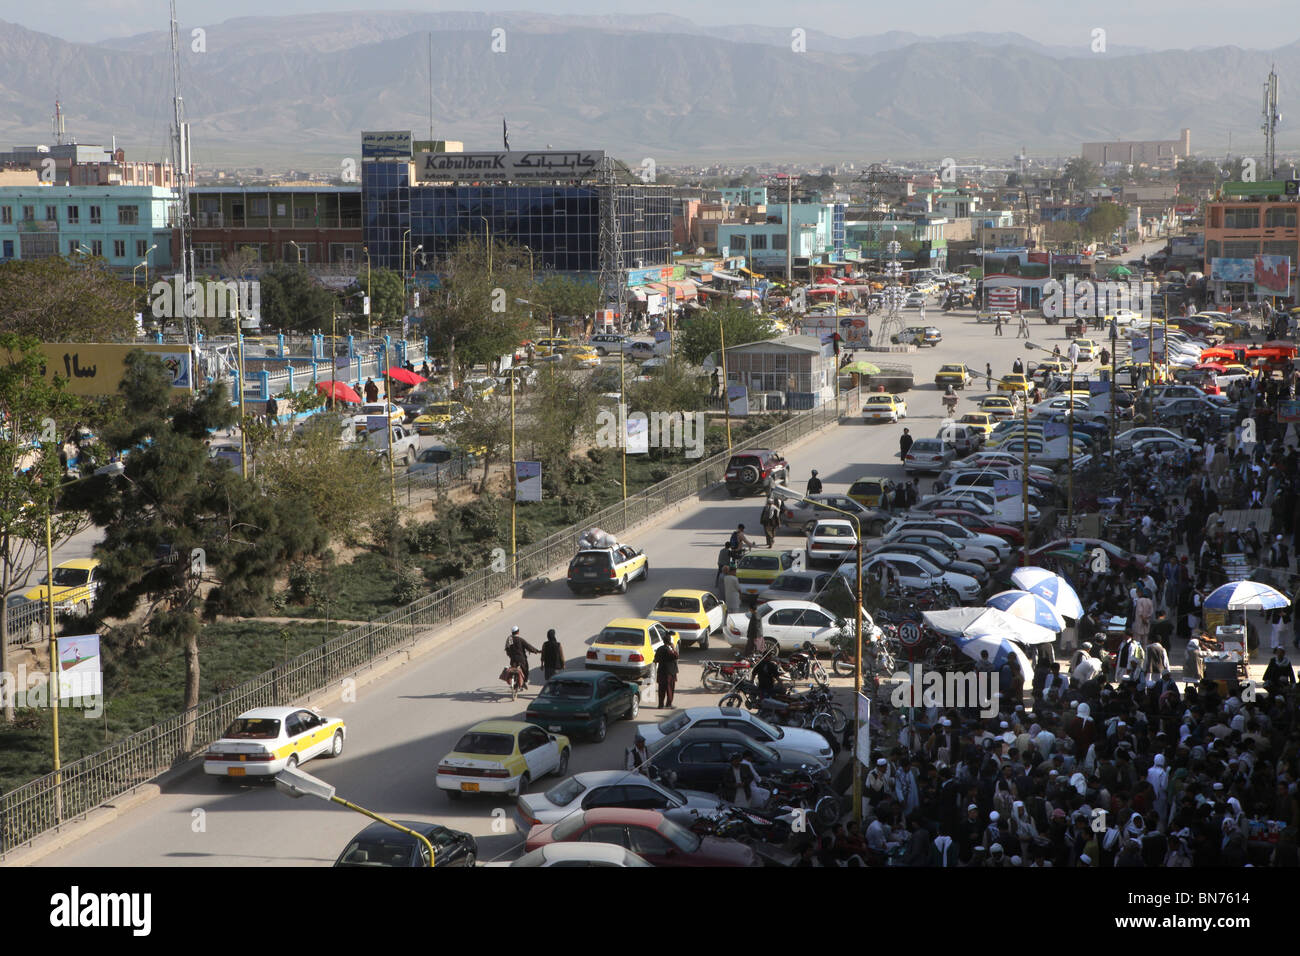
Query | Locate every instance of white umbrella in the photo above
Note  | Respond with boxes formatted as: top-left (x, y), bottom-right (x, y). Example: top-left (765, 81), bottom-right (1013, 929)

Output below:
top-left (922, 607), bottom-right (1057, 646)
top-left (986, 590), bottom-right (1067, 632)
top-left (1203, 581), bottom-right (1291, 611)
top-left (1010, 565), bottom-right (1085, 620)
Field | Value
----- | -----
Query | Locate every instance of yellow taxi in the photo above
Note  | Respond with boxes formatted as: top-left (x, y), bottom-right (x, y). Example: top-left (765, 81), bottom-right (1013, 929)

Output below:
top-left (956, 412), bottom-right (995, 438)
top-left (978, 395), bottom-right (1020, 421)
top-left (566, 544), bottom-right (648, 594)
top-left (585, 618), bottom-right (680, 680)
top-left (735, 549), bottom-right (800, 597)
top-left (203, 706), bottom-right (346, 778)
top-left (998, 373), bottom-right (1030, 394)
top-left (1032, 360), bottom-right (1067, 382)
top-left (847, 475), bottom-right (897, 509)
top-left (533, 338), bottom-right (571, 357)
top-left (647, 588), bottom-right (725, 650)
top-left (934, 364), bottom-right (972, 389)
top-left (412, 401), bottom-right (467, 435)
top-left (436, 720), bottom-right (571, 800)
top-left (557, 344), bottom-right (601, 368)
top-left (25, 558), bottom-right (101, 617)
top-left (862, 393), bottom-right (908, 423)
top-left (1074, 339), bottom-right (1097, 360)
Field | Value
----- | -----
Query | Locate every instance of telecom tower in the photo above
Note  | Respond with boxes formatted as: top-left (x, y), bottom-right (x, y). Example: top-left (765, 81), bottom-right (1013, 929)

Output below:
top-left (169, 0), bottom-right (195, 344)
top-left (51, 100), bottom-right (66, 146)
top-left (1263, 67), bottom-right (1280, 180)
top-left (595, 156), bottom-right (629, 331)
top-left (877, 238), bottom-right (908, 344)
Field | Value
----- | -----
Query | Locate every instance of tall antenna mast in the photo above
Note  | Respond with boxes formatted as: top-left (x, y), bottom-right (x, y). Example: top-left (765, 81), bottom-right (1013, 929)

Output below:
top-left (52, 99), bottom-right (66, 146)
top-left (1263, 65), bottom-right (1280, 181)
top-left (428, 32), bottom-right (434, 142)
top-left (170, 0), bottom-right (194, 344)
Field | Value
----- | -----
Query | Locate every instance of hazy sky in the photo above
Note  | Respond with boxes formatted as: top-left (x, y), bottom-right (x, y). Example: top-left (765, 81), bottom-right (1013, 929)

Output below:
top-left (4, 0), bottom-right (1295, 49)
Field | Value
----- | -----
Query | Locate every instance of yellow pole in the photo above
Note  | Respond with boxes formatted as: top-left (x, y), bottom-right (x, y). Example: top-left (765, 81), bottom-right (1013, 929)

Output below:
top-left (853, 520), bottom-right (862, 825)
top-left (45, 506), bottom-right (60, 787)
top-left (720, 319), bottom-right (732, 450)
top-left (329, 795), bottom-right (435, 866)
top-left (620, 346), bottom-right (627, 501)
top-left (510, 369), bottom-right (517, 578)
top-left (237, 332), bottom-right (248, 480)
top-left (1067, 354), bottom-right (1075, 530)
top-left (384, 340), bottom-right (394, 508)
top-left (1021, 393), bottom-right (1030, 564)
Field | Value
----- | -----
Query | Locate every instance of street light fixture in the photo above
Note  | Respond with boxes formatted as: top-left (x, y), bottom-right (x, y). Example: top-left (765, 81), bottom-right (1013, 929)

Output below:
top-left (275, 765), bottom-right (435, 866)
top-left (772, 484), bottom-right (863, 822)
top-left (288, 240), bottom-right (303, 264)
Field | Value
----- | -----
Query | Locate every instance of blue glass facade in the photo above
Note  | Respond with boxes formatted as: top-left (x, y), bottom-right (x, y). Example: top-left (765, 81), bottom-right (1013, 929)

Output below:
top-left (362, 162), bottom-right (671, 275)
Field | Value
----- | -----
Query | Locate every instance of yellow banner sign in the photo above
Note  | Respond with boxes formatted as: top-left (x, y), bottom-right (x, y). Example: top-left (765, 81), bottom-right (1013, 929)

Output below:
top-left (35, 344), bottom-right (194, 396)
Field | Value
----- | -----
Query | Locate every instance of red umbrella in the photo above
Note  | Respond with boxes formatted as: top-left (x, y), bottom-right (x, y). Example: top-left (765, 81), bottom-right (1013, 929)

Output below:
top-left (316, 380), bottom-right (361, 403)
top-left (385, 366), bottom-right (426, 386)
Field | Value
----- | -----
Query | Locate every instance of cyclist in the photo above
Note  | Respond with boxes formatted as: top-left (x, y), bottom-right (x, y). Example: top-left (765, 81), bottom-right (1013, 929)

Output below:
top-left (504, 626), bottom-right (540, 690)
top-left (727, 523), bottom-right (755, 566)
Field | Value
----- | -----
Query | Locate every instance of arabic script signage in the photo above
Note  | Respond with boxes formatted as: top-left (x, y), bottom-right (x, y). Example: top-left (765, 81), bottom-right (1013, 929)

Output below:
top-left (414, 150), bottom-right (605, 182)
top-left (361, 130), bottom-right (412, 159)
top-left (29, 344), bottom-right (194, 396)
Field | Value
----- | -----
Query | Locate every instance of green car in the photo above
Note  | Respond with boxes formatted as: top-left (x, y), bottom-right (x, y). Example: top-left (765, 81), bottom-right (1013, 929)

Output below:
top-left (524, 670), bottom-right (641, 742)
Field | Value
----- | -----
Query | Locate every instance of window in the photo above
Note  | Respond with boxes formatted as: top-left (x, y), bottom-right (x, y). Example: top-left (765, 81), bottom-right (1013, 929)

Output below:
top-left (1, 240), bottom-right (11, 258)
top-left (67, 205), bottom-right (79, 224)
top-left (90, 240), bottom-right (103, 257)
top-left (284, 713), bottom-right (305, 737)
top-left (1223, 207), bottom-right (1259, 230)
top-left (518, 727), bottom-right (548, 753)
top-left (251, 198), bottom-right (269, 217)
top-left (68, 241), bottom-right (79, 256)
top-left (1223, 241), bottom-right (1259, 258)
top-left (731, 235), bottom-right (747, 250)
top-left (21, 206), bottom-right (34, 221)
top-left (294, 206), bottom-right (310, 220)
top-left (0, 207), bottom-right (9, 224)
top-left (118, 206), bottom-right (139, 226)
top-left (625, 827), bottom-right (673, 856)
top-left (1265, 207), bottom-right (1296, 229)
top-left (89, 205), bottom-right (102, 224)
top-left (581, 825), bottom-right (629, 846)
top-left (113, 240), bottom-right (125, 258)
top-left (581, 786), bottom-right (627, 809)
top-left (751, 234), bottom-right (767, 250)
top-left (621, 786), bottom-right (671, 809)
top-left (136, 239), bottom-right (149, 258)
top-left (45, 205), bottom-right (56, 221)
top-left (1262, 241), bottom-right (1296, 259)
top-left (768, 609), bottom-right (802, 627)
top-left (773, 234), bottom-right (787, 250)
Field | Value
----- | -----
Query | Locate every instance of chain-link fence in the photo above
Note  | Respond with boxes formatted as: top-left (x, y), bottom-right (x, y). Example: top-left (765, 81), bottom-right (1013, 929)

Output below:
top-left (0, 388), bottom-right (858, 856)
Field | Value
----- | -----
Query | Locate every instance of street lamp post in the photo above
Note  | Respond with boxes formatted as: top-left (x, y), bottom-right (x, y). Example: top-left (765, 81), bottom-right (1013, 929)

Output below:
top-left (363, 245), bottom-right (372, 337)
top-left (276, 766), bottom-right (435, 866)
top-left (478, 216), bottom-right (492, 274)
top-left (719, 319), bottom-right (732, 451)
top-left (773, 485), bottom-right (863, 822)
top-left (288, 240), bottom-right (303, 264)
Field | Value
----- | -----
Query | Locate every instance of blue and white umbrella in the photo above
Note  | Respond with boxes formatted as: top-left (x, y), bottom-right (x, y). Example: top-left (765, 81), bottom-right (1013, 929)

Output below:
top-left (953, 633), bottom-right (1034, 675)
top-left (1010, 565), bottom-right (1085, 620)
top-left (922, 607), bottom-right (1056, 646)
top-left (987, 589), bottom-right (1067, 632)
top-left (1203, 581), bottom-right (1291, 612)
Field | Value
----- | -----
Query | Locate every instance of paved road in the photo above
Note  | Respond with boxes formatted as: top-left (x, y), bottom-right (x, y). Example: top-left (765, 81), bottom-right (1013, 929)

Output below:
top-left (30, 313), bottom-right (1073, 867)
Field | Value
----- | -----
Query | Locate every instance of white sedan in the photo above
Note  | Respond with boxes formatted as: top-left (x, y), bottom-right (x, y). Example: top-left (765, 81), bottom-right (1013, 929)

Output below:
top-left (640, 707), bottom-right (834, 761)
top-left (203, 706), bottom-right (345, 778)
top-left (805, 519), bottom-right (858, 567)
top-left (509, 843), bottom-right (652, 867)
top-left (722, 600), bottom-right (853, 653)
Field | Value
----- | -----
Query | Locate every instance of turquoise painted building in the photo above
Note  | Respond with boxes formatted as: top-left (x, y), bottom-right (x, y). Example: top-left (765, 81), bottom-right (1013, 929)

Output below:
top-left (0, 185), bottom-right (174, 273)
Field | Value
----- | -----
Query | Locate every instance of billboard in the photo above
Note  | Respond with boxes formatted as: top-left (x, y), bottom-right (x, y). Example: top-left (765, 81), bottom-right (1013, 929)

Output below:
top-left (361, 130), bottom-right (412, 159)
top-left (56, 634), bottom-right (102, 702)
top-left (514, 461), bottom-right (542, 501)
top-left (414, 150), bottom-right (604, 182)
top-left (1210, 258), bottom-right (1254, 283)
top-left (32, 344), bottom-right (193, 396)
top-left (1254, 254), bottom-right (1291, 295)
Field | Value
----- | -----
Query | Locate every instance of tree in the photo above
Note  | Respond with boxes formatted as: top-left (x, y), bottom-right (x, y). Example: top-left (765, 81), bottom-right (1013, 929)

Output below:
top-left (0, 258), bottom-right (138, 342)
top-left (258, 265), bottom-right (337, 333)
top-left (1084, 204), bottom-right (1129, 242)
top-left (530, 274), bottom-right (602, 328)
top-left (449, 394), bottom-right (512, 493)
top-left (88, 354), bottom-right (326, 741)
top-left (427, 238), bottom-right (532, 377)
top-left (528, 368), bottom-right (600, 473)
top-left (674, 302), bottom-right (778, 365)
top-left (345, 268), bottom-right (405, 326)
top-left (0, 335), bottom-right (87, 721)
top-left (1061, 157), bottom-right (1100, 192)
top-left (625, 358), bottom-right (710, 444)
top-left (255, 411), bottom-right (388, 542)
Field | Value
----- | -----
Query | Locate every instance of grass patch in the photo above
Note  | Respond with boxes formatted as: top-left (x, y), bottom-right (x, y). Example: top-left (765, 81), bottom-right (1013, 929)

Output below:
top-left (0, 620), bottom-right (335, 795)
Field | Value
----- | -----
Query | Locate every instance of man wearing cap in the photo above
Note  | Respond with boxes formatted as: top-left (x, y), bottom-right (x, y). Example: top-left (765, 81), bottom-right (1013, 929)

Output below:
top-left (505, 626), bottom-right (541, 689)
top-left (865, 758), bottom-right (893, 808)
top-left (625, 733), bottom-right (650, 772)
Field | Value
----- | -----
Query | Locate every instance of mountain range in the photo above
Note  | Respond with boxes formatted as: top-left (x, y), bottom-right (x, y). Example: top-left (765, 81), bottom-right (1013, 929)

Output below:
top-left (0, 11), bottom-right (1296, 170)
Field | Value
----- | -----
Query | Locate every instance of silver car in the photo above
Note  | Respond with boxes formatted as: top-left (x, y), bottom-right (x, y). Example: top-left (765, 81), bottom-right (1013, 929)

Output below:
top-left (515, 771), bottom-right (724, 834)
top-left (778, 493), bottom-right (890, 536)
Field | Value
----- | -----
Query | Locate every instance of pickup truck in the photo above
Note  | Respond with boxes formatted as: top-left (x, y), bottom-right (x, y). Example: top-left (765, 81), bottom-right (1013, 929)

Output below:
top-left (357, 423), bottom-right (420, 466)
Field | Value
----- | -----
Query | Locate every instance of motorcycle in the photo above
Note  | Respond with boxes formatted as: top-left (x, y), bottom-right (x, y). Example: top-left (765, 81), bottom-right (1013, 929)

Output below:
top-left (785, 642), bottom-right (830, 686)
top-left (701, 656), bottom-right (754, 692)
top-left (765, 768), bottom-right (842, 826)
top-left (499, 665), bottom-right (525, 701)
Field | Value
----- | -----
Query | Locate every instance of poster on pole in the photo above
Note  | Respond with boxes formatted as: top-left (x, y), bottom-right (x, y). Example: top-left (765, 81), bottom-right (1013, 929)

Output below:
top-left (1042, 422), bottom-right (1068, 440)
top-left (856, 692), bottom-right (871, 767)
top-left (727, 384), bottom-right (749, 417)
top-left (993, 479), bottom-right (1022, 503)
top-left (55, 634), bottom-right (102, 701)
top-left (514, 461), bottom-right (542, 501)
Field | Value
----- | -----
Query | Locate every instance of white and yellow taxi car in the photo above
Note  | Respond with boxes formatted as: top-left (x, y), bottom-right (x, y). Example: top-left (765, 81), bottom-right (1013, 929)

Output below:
top-left (204, 706), bottom-right (345, 778)
top-left (585, 618), bottom-right (679, 681)
top-left (436, 720), bottom-right (571, 800)
top-left (25, 558), bottom-right (101, 617)
top-left (647, 589), bottom-right (725, 651)
top-left (862, 393), bottom-right (908, 423)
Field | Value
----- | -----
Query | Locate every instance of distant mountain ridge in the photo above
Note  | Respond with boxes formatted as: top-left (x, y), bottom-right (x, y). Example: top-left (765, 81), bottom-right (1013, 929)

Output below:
top-left (0, 13), bottom-right (1296, 169)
